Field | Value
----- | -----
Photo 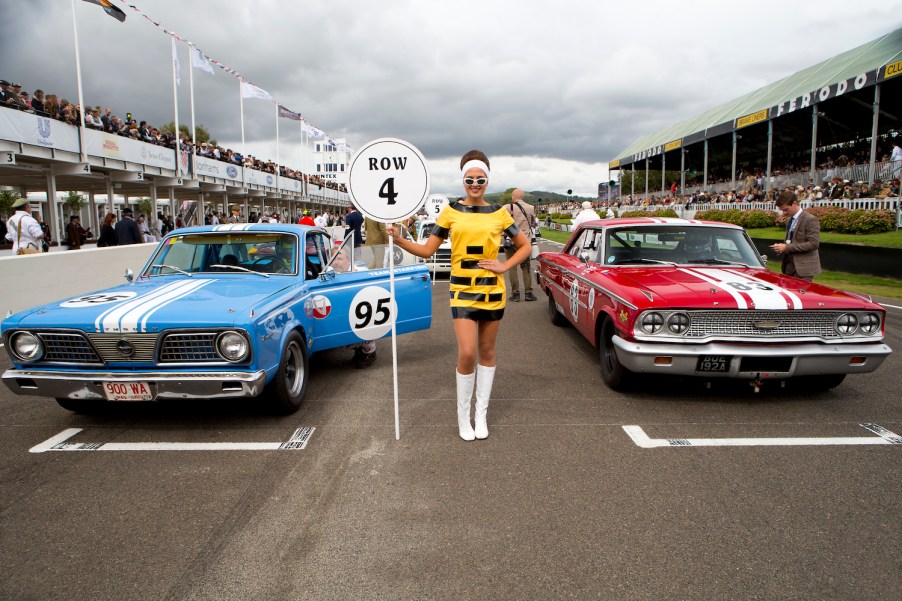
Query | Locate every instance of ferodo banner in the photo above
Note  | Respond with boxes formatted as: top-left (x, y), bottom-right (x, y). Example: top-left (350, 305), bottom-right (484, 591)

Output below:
top-left (771, 69), bottom-right (878, 118)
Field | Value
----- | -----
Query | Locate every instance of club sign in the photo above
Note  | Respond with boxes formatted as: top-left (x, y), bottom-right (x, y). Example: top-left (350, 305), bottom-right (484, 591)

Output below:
top-left (348, 138), bottom-right (430, 223)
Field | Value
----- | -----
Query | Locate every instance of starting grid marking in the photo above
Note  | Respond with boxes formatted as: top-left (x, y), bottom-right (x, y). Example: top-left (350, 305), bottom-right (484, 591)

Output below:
top-left (623, 423), bottom-right (902, 448)
top-left (29, 426), bottom-right (315, 453)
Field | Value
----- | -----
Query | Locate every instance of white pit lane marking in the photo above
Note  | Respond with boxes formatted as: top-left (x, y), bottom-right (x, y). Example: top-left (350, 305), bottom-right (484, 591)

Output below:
top-left (29, 426), bottom-right (315, 453)
top-left (623, 423), bottom-right (902, 448)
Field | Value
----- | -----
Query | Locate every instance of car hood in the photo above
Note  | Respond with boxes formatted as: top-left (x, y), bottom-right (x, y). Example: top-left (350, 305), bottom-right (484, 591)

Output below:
top-left (591, 265), bottom-right (880, 311)
top-left (6, 276), bottom-right (297, 332)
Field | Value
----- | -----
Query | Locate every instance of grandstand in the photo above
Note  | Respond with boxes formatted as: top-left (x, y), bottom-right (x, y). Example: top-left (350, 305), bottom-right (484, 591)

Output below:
top-left (0, 82), bottom-right (350, 246)
top-left (607, 27), bottom-right (901, 222)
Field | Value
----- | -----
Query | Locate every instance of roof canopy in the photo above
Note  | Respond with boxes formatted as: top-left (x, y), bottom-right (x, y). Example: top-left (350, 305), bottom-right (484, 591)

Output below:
top-left (610, 28), bottom-right (902, 169)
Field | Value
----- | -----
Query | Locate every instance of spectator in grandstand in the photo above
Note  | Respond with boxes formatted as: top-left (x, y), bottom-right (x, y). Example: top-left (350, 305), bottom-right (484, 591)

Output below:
top-left (771, 190), bottom-right (820, 282)
top-left (0, 80), bottom-right (11, 106)
top-left (30, 89), bottom-right (45, 114)
top-left (891, 141), bottom-right (902, 177)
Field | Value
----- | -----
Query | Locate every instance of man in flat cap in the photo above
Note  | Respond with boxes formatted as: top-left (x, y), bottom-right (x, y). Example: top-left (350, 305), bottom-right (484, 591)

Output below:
top-left (5, 197), bottom-right (45, 254)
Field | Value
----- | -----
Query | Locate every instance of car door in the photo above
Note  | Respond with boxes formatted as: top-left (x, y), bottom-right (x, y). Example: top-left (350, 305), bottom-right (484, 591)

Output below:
top-left (304, 234), bottom-right (432, 352)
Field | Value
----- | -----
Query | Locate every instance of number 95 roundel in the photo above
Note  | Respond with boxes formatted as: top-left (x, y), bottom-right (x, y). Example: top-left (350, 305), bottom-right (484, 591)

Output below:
top-left (349, 286), bottom-right (397, 341)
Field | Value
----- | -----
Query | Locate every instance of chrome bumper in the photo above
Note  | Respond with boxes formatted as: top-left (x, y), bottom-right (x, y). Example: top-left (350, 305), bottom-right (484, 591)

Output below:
top-left (611, 337), bottom-right (892, 379)
top-left (2, 369), bottom-right (268, 400)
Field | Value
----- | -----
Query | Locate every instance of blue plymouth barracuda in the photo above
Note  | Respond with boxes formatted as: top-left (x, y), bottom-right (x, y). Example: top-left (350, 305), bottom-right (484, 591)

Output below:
top-left (1, 224), bottom-right (432, 413)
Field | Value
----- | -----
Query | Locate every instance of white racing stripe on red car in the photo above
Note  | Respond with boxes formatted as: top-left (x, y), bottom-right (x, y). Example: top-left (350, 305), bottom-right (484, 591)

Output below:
top-left (678, 268), bottom-right (749, 308)
top-left (723, 268), bottom-right (803, 309)
top-left (682, 268), bottom-right (797, 310)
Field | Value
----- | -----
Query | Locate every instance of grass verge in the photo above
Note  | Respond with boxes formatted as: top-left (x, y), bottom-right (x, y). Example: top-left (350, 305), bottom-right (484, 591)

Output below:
top-left (748, 227), bottom-right (902, 248)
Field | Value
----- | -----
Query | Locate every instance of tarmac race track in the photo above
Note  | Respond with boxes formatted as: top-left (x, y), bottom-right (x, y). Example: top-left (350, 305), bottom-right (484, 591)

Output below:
top-left (1, 247), bottom-right (900, 600)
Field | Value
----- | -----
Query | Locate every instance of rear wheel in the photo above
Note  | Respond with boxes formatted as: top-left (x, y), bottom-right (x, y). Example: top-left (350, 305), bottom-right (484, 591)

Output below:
top-left (598, 317), bottom-right (633, 390)
top-left (548, 293), bottom-right (569, 327)
top-left (266, 331), bottom-right (309, 414)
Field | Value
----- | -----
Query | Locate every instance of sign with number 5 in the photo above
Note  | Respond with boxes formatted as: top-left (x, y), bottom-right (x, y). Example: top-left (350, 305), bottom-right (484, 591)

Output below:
top-left (347, 138), bottom-right (430, 223)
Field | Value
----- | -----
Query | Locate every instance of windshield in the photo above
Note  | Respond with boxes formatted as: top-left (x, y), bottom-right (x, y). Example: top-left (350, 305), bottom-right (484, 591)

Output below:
top-left (146, 232), bottom-right (300, 275)
top-left (569, 226), bottom-right (764, 267)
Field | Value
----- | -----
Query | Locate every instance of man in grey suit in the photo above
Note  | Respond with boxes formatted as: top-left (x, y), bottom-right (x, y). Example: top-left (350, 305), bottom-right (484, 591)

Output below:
top-left (771, 190), bottom-right (820, 281)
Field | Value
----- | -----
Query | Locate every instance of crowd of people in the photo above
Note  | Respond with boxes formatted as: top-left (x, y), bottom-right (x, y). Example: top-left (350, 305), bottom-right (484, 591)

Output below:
top-left (0, 77), bottom-right (347, 194)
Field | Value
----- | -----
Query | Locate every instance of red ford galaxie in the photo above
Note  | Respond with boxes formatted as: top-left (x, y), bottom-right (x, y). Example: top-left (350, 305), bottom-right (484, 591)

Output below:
top-left (536, 218), bottom-right (892, 391)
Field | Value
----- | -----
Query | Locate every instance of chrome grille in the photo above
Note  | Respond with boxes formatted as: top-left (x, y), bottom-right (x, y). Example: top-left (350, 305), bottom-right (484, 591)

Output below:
top-left (38, 332), bottom-right (100, 363)
top-left (686, 310), bottom-right (842, 339)
top-left (160, 333), bottom-right (219, 362)
top-left (87, 333), bottom-right (159, 362)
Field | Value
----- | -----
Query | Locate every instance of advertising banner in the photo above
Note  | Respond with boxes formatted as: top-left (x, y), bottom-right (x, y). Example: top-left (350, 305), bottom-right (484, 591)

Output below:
top-left (0, 110), bottom-right (80, 153)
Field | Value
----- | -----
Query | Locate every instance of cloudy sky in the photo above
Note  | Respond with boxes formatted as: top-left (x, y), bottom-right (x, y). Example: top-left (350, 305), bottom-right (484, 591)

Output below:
top-left (2, 1), bottom-right (899, 196)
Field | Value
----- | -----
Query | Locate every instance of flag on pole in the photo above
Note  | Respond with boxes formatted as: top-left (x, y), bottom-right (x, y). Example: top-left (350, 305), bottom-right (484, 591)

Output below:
top-left (190, 46), bottom-right (215, 76)
top-left (302, 120), bottom-right (325, 138)
top-left (171, 37), bottom-right (181, 86)
top-left (241, 81), bottom-right (273, 102)
top-left (278, 105), bottom-right (302, 121)
top-left (81, 0), bottom-right (126, 22)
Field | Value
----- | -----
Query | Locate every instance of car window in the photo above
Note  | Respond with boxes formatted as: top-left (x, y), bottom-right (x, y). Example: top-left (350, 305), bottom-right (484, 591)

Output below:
top-left (145, 233), bottom-right (299, 275)
top-left (566, 230), bottom-right (589, 257)
top-left (602, 226), bottom-right (761, 266)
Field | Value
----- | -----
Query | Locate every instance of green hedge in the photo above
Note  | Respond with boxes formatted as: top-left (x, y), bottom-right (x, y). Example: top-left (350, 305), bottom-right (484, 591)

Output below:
top-left (695, 207), bottom-right (895, 234)
top-left (619, 209), bottom-right (679, 218)
top-left (694, 209), bottom-right (777, 229)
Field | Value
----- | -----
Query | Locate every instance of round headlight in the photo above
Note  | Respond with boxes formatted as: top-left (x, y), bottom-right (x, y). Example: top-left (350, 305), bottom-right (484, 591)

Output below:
top-left (11, 332), bottom-right (43, 362)
top-left (640, 312), bottom-right (664, 334)
top-left (216, 331), bottom-right (249, 362)
top-left (667, 312), bottom-right (691, 334)
top-left (859, 313), bottom-right (880, 334)
top-left (835, 313), bottom-right (858, 335)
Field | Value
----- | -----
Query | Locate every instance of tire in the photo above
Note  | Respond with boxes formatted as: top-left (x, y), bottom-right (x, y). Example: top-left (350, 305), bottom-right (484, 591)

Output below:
top-left (790, 373), bottom-right (846, 391)
top-left (266, 331), bottom-right (309, 414)
top-left (548, 292), bottom-right (569, 327)
top-left (56, 398), bottom-right (105, 414)
top-left (598, 317), bottom-right (633, 390)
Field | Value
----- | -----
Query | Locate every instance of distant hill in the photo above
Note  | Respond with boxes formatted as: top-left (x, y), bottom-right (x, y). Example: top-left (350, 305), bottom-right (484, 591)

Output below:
top-left (481, 191), bottom-right (593, 206)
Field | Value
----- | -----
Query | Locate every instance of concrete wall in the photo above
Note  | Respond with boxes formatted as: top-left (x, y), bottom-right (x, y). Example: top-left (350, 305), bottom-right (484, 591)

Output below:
top-left (0, 243), bottom-right (157, 317)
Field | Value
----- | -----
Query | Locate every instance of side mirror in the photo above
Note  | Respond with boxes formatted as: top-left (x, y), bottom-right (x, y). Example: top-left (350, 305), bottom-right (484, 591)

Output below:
top-left (125, 268), bottom-right (134, 283)
top-left (760, 254), bottom-right (768, 265)
top-left (579, 251), bottom-right (591, 265)
top-left (319, 266), bottom-right (336, 281)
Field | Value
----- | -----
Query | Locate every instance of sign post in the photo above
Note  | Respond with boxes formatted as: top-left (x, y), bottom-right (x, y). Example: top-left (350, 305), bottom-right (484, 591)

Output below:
top-left (347, 138), bottom-right (430, 440)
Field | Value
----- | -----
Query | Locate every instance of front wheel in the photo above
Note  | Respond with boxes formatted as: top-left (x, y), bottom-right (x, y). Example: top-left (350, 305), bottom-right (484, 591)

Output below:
top-left (548, 293), bottom-right (569, 327)
top-left (598, 318), bottom-right (633, 390)
top-left (266, 331), bottom-right (309, 414)
top-left (56, 398), bottom-right (105, 414)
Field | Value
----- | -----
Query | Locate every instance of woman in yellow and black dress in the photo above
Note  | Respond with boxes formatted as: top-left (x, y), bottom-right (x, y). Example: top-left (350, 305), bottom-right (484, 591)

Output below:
top-left (388, 150), bottom-right (531, 441)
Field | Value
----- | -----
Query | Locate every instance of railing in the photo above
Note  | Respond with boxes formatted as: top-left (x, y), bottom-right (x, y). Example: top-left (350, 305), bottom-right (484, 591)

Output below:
top-left (545, 198), bottom-right (902, 232)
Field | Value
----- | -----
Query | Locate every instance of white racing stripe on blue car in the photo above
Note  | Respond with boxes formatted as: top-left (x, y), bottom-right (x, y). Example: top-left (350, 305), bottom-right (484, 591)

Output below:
top-left (96, 279), bottom-right (215, 333)
top-left (213, 224), bottom-right (254, 232)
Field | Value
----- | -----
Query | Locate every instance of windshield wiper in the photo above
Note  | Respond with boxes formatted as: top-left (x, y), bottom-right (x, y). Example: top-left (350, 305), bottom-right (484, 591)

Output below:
top-left (209, 264), bottom-right (270, 278)
top-left (150, 264), bottom-right (193, 277)
top-left (687, 258), bottom-right (752, 267)
top-left (616, 258), bottom-right (678, 266)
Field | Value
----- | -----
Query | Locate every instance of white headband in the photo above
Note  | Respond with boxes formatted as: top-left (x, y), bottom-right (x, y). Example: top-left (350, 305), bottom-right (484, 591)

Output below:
top-left (461, 159), bottom-right (490, 178)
